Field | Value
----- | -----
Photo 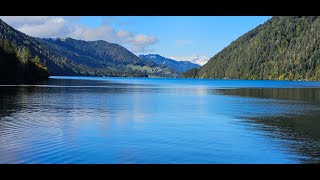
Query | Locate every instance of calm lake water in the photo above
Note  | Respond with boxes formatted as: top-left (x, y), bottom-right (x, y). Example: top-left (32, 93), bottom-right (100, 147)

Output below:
top-left (0, 76), bottom-right (319, 164)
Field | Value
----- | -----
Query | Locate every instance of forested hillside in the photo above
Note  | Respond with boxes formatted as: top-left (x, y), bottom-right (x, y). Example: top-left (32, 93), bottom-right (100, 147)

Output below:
top-left (0, 38), bottom-right (49, 83)
top-left (139, 54), bottom-right (200, 72)
top-left (183, 16), bottom-right (320, 81)
top-left (0, 19), bottom-right (178, 78)
top-left (40, 38), bottom-right (179, 77)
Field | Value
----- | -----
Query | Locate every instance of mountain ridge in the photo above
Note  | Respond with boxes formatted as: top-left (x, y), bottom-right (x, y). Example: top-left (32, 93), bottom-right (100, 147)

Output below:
top-left (0, 18), bottom-right (179, 78)
top-left (139, 54), bottom-right (200, 73)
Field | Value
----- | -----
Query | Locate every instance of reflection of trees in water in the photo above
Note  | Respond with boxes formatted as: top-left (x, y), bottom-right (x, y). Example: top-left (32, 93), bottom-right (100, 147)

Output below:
top-left (216, 88), bottom-right (320, 163)
top-left (246, 112), bottom-right (320, 163)
top-left (46, 78), bottom-right (153, 88)
top-left (216, 88), bottom-right (320, 103)
top-left (0, 79), bottom-right (152, 119)
top-left (0, 87), bottom-right (24, 118)
top-left (0, 86), bottom-right (48, 121)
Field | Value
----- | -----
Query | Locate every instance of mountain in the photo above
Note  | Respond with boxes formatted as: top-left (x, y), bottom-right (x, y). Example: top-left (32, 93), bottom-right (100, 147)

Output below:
top-left (0, 19), bottom-right (179, 78)
top-left (169, 55), bottom-right (209, 66)
top-left (0, 38), bottom-right (49, 83)
top-left (139, 54), bottom-right (200, 73)
top-left (183, 16), bottom-right (320, 81)
top-left (39, 38), bottom-right (179, 77)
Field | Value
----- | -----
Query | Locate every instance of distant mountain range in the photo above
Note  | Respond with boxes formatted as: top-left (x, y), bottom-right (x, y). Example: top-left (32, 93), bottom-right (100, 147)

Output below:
top-left (139, 54), bottom-right (200, 73)
top-left (183, 16), bottom-right (320, 81)
top-left (0, 19), bottom-right (179, 78)
top-left (3, 16), bottom-right (320, 81)
top-left (169, 55), bottom-right (209, 66)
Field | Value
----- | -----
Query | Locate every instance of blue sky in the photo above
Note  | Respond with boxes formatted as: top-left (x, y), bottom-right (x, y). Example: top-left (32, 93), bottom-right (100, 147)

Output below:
top-left (1, 16), bottom-right (271, 64)
top-left (76, 16), bottom-right (271, 57)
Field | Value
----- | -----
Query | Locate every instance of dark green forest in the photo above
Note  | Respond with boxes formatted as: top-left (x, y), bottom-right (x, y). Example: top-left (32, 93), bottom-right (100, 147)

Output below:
top-left (0, 19), bottom-right (178, 78)
top-left (183, 16), bottom-right (320, 81)
top-left (39, 38), bottom-right (179, 77)
top-left (0, 38), bottom-right (49, 83)
top-left (2, 16), bottom-right (320, 81)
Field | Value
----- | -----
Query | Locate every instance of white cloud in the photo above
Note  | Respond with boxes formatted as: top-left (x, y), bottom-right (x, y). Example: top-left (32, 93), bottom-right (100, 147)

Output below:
top-left (125, 34), bottom-right (157, 45)
top-left (124, 34), bottom-right (157, 53)
top-left (129, 46), bottom-right (155, 53)
top-left (0, 16), bottom-right (52, 26)
top-left (18, 17), bottom-right (67, 37)
top-left (0, 16), bottom-right (69, 37)
top-left (0, 16), bottom-right (157, 53)
top-left (70, 25), bottom-right (116, 41)
top-left (117, 30), bottom-right (132, 38)
top-left (170, 54), bottom-right (210, 66)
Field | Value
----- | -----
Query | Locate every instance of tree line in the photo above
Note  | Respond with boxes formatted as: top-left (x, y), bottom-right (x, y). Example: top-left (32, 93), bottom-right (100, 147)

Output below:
top-left (0, 38), bottom-right (49, 82)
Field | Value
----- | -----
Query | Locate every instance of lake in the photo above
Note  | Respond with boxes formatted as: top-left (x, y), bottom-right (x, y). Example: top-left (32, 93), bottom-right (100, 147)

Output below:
top-left (0, 76), bottom-right (319, 164)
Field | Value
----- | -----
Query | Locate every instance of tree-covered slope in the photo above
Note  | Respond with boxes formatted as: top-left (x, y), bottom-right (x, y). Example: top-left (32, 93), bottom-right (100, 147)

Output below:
top-left (39, 38), bottom-right (179, 77)
top-left (139, 54), bottom-right (200, 72)
top-left (183, 16), bottom-right (320, 81)
top-left (0, 38), bottom-right (49, 83)
top-left (0, 19), bottom-right (79, 76)
top-left (0, 19), bottom-right (178, 78)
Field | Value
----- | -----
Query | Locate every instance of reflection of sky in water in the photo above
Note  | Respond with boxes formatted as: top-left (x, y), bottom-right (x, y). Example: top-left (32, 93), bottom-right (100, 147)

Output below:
top-left (215, 88), bottom-right (320, 163)
top-left (0, 77), bottom-right (319, 163)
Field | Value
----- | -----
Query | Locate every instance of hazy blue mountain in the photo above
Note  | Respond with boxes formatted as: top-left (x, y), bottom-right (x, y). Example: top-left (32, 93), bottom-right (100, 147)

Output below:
top-left (139, 54), bottom-right (200, 73)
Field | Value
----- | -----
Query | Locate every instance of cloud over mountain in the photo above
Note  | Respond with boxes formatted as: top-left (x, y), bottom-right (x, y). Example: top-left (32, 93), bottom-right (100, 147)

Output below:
top-left (0, 16), bottom-right (157, 53)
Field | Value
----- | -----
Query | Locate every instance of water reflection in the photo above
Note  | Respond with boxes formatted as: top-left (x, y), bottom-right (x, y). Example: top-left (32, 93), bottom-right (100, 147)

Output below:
top-left (0, 78), bottom-right (319, 163)
top-left (0, 87), bottom-right (28, 118)
top-left (216, 88), bottom-right (320, 103)
top-left (216, 88), bottom-right (320, 163)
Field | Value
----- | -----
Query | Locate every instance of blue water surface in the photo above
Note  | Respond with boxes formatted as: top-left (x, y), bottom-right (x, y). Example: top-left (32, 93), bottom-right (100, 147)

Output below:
top-left (0, 77), bottom-right (319, 164)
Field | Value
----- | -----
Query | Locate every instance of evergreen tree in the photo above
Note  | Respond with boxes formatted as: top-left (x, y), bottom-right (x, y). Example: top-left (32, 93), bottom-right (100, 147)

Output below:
top-left (17, 47), bottom-right (32, 64)
top-left (32, 55), bottom-right (41, 64)
top-left (0, 38), bottom-right (49, 82)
